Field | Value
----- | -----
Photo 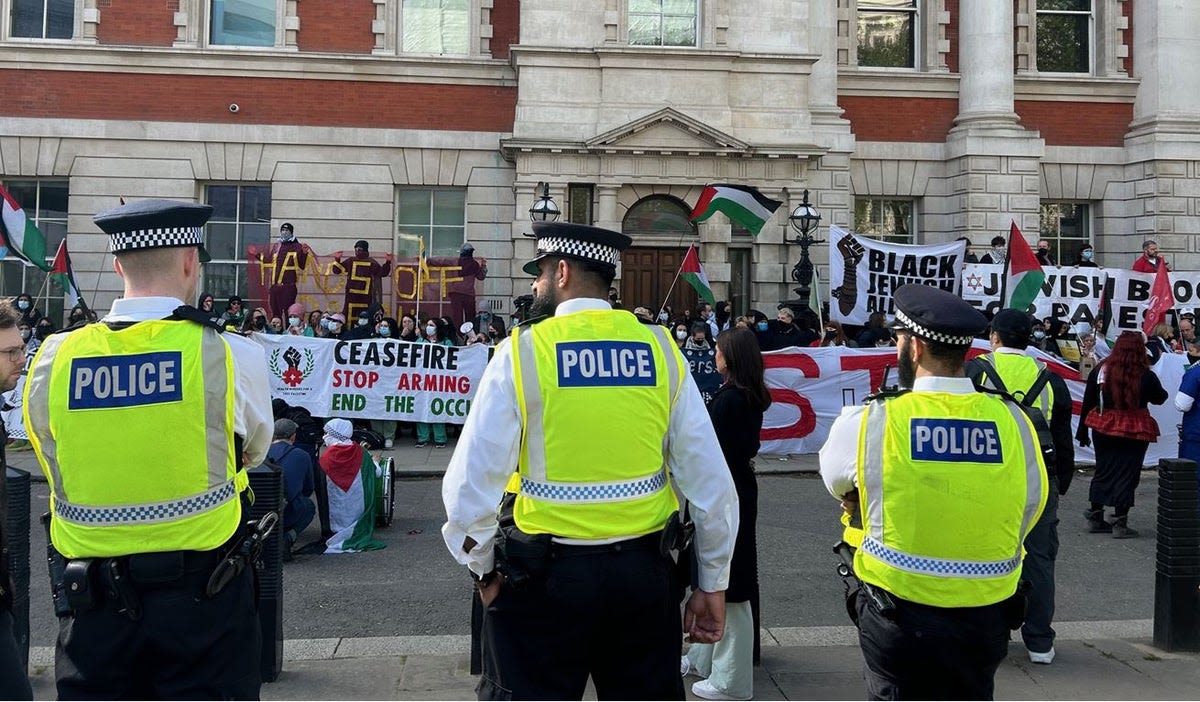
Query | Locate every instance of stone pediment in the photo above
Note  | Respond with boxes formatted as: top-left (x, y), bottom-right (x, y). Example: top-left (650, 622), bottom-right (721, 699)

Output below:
top-left (585, 108), bottom-right (749, 153)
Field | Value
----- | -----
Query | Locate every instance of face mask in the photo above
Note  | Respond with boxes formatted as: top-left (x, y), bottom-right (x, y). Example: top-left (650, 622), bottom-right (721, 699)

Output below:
top-left (1082, 250), bottom-right (1094, 261)
top-left (280, 231), bottom-right (294, 242)
top-left (1038, 247), bottom-right (1048, 254)
top-left (379, 326), bottom-right (391, 336)
top-left (357, 318), bottom-right (368, 327)
top-left (489, 330), bottom-right (498, 339)
top-left (16, 300), bottom-right (28, 311)
top-left (675, 330), bottom-right (687, 340)
top-left (1033, 330), bottom-right (1046, 340)
top-left (320, 319), bottom-right (331, 330)
top-left (288, 316), bottom-right (301, 327)
top-left (426, 325), bottom-right (437, 336)
top-left (756, 321), bottom-right (768, 332)
top-left (825, 330), bottom-right (837, 341)
top-left (355, 250), bottom-right (368, 259)
top-left (35, 326), bottom-right (50, 340)
top-left (658, 312), bottom-right (668, 322)
top-left (480, 312), bottom-right (490, 321)
top-left (254, 317), bottom-right (266, 330)
top-left (330, 322), bottom-right (342, 332)
top-left (993, 247), bottom-right (1006, 258)
top-left (19, 330), bottom-right (29, 341)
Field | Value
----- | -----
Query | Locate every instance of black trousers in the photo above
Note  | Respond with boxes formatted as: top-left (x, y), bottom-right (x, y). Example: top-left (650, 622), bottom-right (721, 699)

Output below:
top-left (0, 609), bottom-right (31, 699)
top-left (1022, 487), bottom-right (1059, 653)
top-left (856, 592), bottom-right (1009, 700)
top-left (55, 566), bottom-right (261, 700)
top-left (478, 540), bottom-right (684, 701)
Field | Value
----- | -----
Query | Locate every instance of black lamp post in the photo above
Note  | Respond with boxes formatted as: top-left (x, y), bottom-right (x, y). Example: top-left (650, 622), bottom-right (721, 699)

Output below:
top-left (528, 182), bottom-right (561, 222)
top-left (783, 189), bottom-right (823, 312)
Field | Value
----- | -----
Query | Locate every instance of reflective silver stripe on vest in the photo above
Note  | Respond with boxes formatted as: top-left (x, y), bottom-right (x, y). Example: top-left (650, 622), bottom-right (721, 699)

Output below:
top-left (861, 400), bottom-right (887, 540)
top-left (519, 468), bottom-right (667, 504)
top-left (1003, 400), bottom-right (1045, 541)
top-left (24, 332), bottom-right (70, 498)
top-left (201, 329), bottom-right (234, 485)
top-left (860, 535), bottom-right (1022, 579)
top-left (514, 327), bottom-right (548, 482)
top-left (54, 480), bottom-right (237, 526)
top-left (648, 325), bottom-right (682, 404)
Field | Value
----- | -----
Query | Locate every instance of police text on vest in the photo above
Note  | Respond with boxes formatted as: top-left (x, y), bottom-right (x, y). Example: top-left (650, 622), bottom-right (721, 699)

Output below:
top-left (909, 418), bottom-right (1003, 463)
top-left (556, 341), bottom-right (656, 387)
top-left (69, 352), bottom-right (184, 410)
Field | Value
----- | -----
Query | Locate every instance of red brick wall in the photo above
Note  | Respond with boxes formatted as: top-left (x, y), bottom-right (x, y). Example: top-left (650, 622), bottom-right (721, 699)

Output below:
top-left (838, 96), bottom-right (958, 142)
top-left (490, 0), bottom-right (519, 59)
top-left (1015, 100), bottom-right (1132, 147)
top-left (96, 0), bottom-right (177, 47)
top-left (945, 0), bottom-right (958, 73)
top-left (297, 0), bottom-right (374, 54)
top-left (0, 70), bottom-right (517, 132)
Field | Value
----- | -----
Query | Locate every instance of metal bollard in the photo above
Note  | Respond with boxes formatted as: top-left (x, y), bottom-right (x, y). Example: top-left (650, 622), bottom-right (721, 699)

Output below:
top-left (247, 463), bottom-right (285, 682)
top-left (5, 468), bottom-right (29, 667)
top-left (1153, 458), bottom-right (1200, 652)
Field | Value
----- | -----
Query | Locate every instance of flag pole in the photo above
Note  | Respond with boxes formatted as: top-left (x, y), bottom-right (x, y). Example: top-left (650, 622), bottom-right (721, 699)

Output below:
top-left (657, 246), bottom-right (689, 319)
top-left (998, 221), bottom-right (1013, 310)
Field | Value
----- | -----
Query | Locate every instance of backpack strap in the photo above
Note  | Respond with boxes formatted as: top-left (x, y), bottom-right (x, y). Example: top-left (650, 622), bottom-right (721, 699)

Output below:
top-left (968, 355), bottom-right (1009, 395)
top-left (1023, 366), bottom-right (1053, 409)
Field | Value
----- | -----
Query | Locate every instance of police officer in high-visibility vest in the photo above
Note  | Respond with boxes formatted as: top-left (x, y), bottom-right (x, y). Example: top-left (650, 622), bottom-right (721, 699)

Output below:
top-left (965, 308), bottom-right (1075, 666)
top-left (442, 221), bottom-right (739, 700)
top-left (23, 199), bottom-right (274, 699)
top-left (819, 284), bottom-right (1048, 700)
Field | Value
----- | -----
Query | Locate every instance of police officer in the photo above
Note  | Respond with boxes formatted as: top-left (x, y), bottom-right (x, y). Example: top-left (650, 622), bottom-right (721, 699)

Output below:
top-left (819, 284), bottom-right (1048, 700)
top-left (23, 199), bottom-right (274, 699)
top-left (0, 298), bottom-right (32, 699)
top-left (966, 308), bottom-right (1075, 665)
top-left (442, 221), bottom-right (739, 700)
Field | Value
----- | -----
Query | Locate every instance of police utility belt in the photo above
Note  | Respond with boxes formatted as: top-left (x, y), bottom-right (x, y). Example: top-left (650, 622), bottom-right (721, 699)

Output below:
top-left (43, 511), bottom-right (277, 620)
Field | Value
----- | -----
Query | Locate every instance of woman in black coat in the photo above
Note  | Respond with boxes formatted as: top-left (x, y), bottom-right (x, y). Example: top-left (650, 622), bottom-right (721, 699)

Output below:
top-left (683, 326), bottom-right (770, 701)
top-left (1076, 331), bottom-right (1167, 537)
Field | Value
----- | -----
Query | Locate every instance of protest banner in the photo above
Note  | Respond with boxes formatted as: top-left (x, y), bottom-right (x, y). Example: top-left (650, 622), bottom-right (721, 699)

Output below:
top-left (962, 264), bottom-right (1109, 324)
top-left (257, 334), bottom-right (489, 423)
top-left (683, 347), bottom-right (721, 404)
top-left (1105, 269), bottom-right (1200, 333)
top-left (828, 228), bottom-right (965, 325)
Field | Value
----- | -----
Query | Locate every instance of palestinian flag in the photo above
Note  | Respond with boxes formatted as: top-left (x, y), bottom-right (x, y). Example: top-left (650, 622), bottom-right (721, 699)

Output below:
top-left (0, 184), bottom-right (50, 271)
top-left (1000, 221), bottom-right (1045, 312)
top-left (319, 443), bottom-right (386, 554)
top-left (50, 240), bottom-right (81, 308)
top-left (681, 244), bottom-right (716, 306)
top-left (690, 184), bottom-right (782, 235)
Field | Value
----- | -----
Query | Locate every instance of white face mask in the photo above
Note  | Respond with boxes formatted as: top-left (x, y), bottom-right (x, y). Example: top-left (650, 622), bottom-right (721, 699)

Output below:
top-left (379, 326), bottom-right (391, 336)
top-left (675, 330), bottom-right (687, 340)
top-left (16, 300), bottom-right (28, 311)
top-left (658, 312), bottom-right (669, 322)
top-left (330, 322), bottom-right (342, 332)
top-left (426, 325), bottom-right (437, 336)
top-left (357, 318), bottom-right (368, 326)
top-left (288, 316), bottom-right (301, 326)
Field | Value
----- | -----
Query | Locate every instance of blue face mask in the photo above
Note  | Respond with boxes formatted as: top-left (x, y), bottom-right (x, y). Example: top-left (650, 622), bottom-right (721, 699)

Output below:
top-left (756, 321), bottom-right (768, 332)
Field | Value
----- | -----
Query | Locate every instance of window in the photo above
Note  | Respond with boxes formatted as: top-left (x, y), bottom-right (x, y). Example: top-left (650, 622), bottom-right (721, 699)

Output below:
top-left (567, 184), bottom-right (594, 225)
top-left (628, 0), bottom-right (696, 47)
top-left (857, 0), bottom-right (917, 68)
top-left (1036, 0), bottom-right (1092, 73)
top-left (0, 179), bottom-right (67, 323)
top-left (854, 198), bottom-right (913, 244)
top-left (1039, 202), bottom-right (1090, 265)
top-left (396, 189), bottom-right (465, 257)
top-left (211, 0), bottom-right (276, 46)
top-left (402, 0), bottom-right (468, 54)
top-left (622, 195), bottom-right (695, 237)
top-left (11, 0), bottom-right (72, 38)
top-left (204, 184), bottom-right (271, 305)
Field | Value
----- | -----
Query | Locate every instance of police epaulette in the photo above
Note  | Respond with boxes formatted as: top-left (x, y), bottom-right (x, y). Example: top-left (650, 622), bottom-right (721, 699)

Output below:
top-left (516, 314), bottom-right (550, 328)
top-left (863, 387), bottom-right (910, 403)
top-left (168, 305), bottom-right (227, 332)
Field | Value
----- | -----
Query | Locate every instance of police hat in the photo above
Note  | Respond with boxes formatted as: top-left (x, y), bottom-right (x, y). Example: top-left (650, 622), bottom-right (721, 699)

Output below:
top-left (889, 284), bottom-right (987, 346)
top-left (93, 199), bottom-right (213, 262)
top-left (522, 221), bottom-right (631, 276)
top-left (990, 308), bottom-right (1032, 343)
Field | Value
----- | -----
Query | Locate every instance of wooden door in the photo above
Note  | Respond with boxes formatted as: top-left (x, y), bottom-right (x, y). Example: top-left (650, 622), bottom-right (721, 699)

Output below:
top-left (620, 247), bottom-right (697, 318)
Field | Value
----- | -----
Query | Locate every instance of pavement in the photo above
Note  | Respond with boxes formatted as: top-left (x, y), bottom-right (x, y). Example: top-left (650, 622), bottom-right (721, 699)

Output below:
top-left (12, 442), bottom-right (1193, 700)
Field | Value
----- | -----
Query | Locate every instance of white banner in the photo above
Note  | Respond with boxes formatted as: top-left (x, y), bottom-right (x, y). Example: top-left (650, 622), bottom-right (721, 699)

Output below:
top-left (961, 264), bottom-right (1109, 325)
top-left (760, 343), bottom-right (1185, 467)
top-left (828, 228), bottom-right (966, 325)
top-left (257, 334), bottom-right (489, 423)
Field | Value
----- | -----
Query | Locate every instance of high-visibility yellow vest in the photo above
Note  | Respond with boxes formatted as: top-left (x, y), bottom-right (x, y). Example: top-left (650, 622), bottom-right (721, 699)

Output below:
top-left (504, 309), bottom-right (683, 539)
top-left (23, 320), bottom-right (245, 559)
top-left (854, 391), bottom-right (1047, 607)
top-left (976, 352), bottom-right (1055, 421)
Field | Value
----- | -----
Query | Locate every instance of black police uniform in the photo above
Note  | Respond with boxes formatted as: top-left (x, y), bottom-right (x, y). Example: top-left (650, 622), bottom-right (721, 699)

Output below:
top-left (0, 415), bottom-right (32, 699)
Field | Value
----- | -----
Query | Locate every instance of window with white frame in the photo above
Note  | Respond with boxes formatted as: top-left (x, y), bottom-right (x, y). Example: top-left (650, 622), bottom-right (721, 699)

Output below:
top-left (210, 0), bottom-right (277, 46)
top-left (1036, 0), bottom-right (1092, 73)
top-left (396, 189), bottom-right (465, 258)
top-left (0, 179), bottom-right (67, 322)
top-left (628, 0), bottom-right (697, 47)
top-left (1039, 202), bottom-right (1090, 265)
top-left (857, 0), bottom-right (917, 68)
top-left (11, 0), bottom-right (72, 38)
top-left (402, 0), bottom-right (469, 54)
top-left (854, 197), bottom-right (914, 244)
top-left (204, 184), bottom-right (271, 306)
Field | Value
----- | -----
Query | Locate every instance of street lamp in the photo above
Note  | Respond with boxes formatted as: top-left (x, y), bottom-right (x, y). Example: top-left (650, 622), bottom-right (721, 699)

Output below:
top-left (783, 189), bottom-right (823, 313)
top-left (528, 182), bottom-right (561, 222)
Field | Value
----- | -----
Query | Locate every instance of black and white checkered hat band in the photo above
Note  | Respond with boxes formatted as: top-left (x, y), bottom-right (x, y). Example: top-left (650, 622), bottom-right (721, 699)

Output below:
top-left (108, 226), bottom-right (204, 254)
top-left (895, 308), bottom-right (974, 346)
top-left (537, 236), bottom-right (619, 268)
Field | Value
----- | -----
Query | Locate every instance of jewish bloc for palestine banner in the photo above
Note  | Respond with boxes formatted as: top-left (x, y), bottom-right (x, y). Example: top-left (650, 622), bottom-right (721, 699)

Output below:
top-left (255, 334), bottom-right (489, 423)
top-left (827, 226), bottom-right (966, 325)
top-left (962, 264), bottom-right (1109, 324)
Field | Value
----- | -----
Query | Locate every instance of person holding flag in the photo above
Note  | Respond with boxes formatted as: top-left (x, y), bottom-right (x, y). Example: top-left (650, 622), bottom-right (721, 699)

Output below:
top-left (999, 221), bottom-right (1046, 313)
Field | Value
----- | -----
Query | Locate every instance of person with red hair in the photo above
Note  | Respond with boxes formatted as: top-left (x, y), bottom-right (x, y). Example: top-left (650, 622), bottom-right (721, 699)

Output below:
top-left (1076, 331), bottom-right (1168, 537)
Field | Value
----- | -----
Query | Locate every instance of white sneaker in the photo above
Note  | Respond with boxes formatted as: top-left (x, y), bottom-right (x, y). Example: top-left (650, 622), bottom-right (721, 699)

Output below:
top-left (680, 655), bottom-right (693, 676)
top-left (384, 439), bottom-right (394, 449)
top-left (1028, 646), bottom-right (1055, 665)
top-left (692, 679), bottom-right (751, 701)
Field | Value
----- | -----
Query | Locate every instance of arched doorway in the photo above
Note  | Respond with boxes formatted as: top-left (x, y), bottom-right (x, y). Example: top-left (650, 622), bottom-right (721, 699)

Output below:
top-left (620, 195), bottom-right (698, 317)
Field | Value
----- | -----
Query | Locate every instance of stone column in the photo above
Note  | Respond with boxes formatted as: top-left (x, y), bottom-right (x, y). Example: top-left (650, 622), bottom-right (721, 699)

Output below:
top-left (1131, 0), bottom-right (1200, 129)
top-left (953, 1), bottom-right (1020, 130)
top-left (595, 185), bottom-right (620, 233)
